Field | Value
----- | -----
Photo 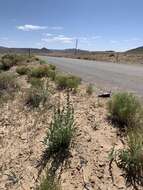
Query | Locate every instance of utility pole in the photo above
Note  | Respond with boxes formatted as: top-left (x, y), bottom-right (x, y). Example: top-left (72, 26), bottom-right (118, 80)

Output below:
top-left (74, 39), bottom-right (78, 56)
top-left (28, 48), bottom-right (31, 58)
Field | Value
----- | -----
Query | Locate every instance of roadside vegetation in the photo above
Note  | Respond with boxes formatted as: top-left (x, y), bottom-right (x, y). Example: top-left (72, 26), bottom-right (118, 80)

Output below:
top-left (16, 65), bottom-right (30, 75)
top-left (0, 72), bottom-right (19, 103)
top-left (1, 53), bottom-right (143, 190)
top-left (56, 74), bottom-right (81, 91)
top-left (108, 92), bottom-right (142, 129)
top-left (44, 93), bottom-right (75, 155)
top-left (108, 92), bottom-right (143, 187)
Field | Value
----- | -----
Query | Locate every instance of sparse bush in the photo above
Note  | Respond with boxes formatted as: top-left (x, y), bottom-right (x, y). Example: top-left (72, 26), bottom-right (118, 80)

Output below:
top-left (40, 60), bottom-right (47, 65)
top-left (28, 65), bottom-right (49, 78)
top-left (44, 94), bottom-right (75, 154)
top-left (25, 83), bottom-right (49, 108)
top-left (117, 130), bottom-right (143, 185)
top-left (0, 54), bottom-right (27, 70)
top-left (0, 73), bottom-right (19, 101)
top-left (86, 84), bottom-right (93, 95)
top-left (16, 66), bottom-right (30, 75)
top-left (47, 69), bottom-right (56, 81)
top-left (29, 77), bottom-right (44, 89)
top-left (56, 74), bottom-right (81, 91)
top-left (108, 92), bottom-right (141, 128)
top-left (49, 64), bottom-right (56, 71)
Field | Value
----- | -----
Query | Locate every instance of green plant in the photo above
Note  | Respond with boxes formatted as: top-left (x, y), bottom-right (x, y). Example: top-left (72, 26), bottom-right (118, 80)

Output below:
top-left (40, 60), bottom-right (47, 65)
top-left (29, 77), bottom-right (44, 89)
top-left (47, 69), bottom-right (56, 81)
top-left (49, 64), bottom-right (56, 70)
top-left (44, 94), bottom-right (75, 154)
top-left (16, 66), bottom-right (30, 75)
top-left (28, 65), bottom-right (49, 78)
top-left (117, 130), bottom-right (143, 185)
top-left (86, 84), bottom-right (93, 95)
top-left (56, 75), bottom-right (81, 91)
top-left (108, 92), bottom-right (141, 128)
top-left (0, 54), bottom-right (28, 70)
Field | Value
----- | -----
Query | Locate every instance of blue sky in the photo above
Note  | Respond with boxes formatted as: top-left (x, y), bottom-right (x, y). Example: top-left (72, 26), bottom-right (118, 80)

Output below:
top-left (0, 0), bottom-right (143, 51)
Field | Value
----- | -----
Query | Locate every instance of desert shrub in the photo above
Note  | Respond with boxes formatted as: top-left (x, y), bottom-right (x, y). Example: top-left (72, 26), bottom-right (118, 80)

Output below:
top-left (49, 64), bottom-right (56, 70)
top-left (28, 65), bottom-right (49, 78)
top-left (56, 75), bottom-right (81, 90)
top-left (29, 77), bottom-right (44, 89)
top-left (25, 83), bottom-right (48, 108)
top-left (55, 75), bottom-right (68, 89)
top-left (1, 54), bottom-right (15, 70)
top-left (0, 54), bottom-right (27, 70)
top-left (44, 94), bottom-right (75, 154)
top-left (86, 84), bottom-right (93, 95)
top-left (47, 69), bottom-right (56, 81)
top-left (108, 92), bottom-right (141, 128)
top-left (16, 66), bottom-right (30, 75)
top-left (0, 73), bottom-right (19, 101)
top-left (66, 75), bottom-right (81, 90)
top-left (0, 73), bottom-right (18, 92)
top-left (117, 130), bottom-right (143, 185)
top-left (40, 60), bottom-right (47, 65)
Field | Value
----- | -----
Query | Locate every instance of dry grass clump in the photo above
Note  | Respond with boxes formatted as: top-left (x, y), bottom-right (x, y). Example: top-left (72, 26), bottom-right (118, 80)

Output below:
top-left (29, 77), bottom-right (44, 89)
top-left (0, 72), bottom-right (19, 102)
top-left (25, 80), bottom-right (49, 108)
top-left (0, 54), bottom-right (28, 70)
top-left (118, 130), bottom-right (143, 185)
top-left (108, 92), bottom-right (142, 129)
top-left (0, 54), bottom-right (39, 71)
top-left (28, 64), bottom-right (57, 81)
top-left (16, 66), bottom-right (30, 75)
top-left (56, 74), bottom-right (81, 91)
top-left (28, 65), bottom-right (49, 78)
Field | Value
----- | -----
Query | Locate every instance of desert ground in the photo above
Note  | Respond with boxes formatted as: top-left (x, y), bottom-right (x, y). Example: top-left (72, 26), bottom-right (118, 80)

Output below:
top-left (0, 55), bottom-right (143, 190)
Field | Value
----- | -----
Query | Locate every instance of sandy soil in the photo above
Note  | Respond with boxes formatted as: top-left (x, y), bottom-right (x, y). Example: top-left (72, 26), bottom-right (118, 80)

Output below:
top-left (0, 68), bottom-right (141, 190)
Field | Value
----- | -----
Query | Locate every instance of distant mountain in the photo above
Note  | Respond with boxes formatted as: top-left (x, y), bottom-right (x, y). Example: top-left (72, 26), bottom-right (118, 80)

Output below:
top-left (126, 46), bottom-right (143, 54)
top-left (0, 46), bottom-right (51, 54)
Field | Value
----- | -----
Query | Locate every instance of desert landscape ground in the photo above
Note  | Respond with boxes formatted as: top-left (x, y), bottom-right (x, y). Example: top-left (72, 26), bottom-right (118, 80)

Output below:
top-left (0, 54), bottom-right (143, 190)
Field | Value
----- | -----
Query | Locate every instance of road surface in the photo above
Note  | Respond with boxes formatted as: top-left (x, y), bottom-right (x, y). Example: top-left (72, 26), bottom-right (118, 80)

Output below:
top-left (40, 56), bottom-right (143, 96)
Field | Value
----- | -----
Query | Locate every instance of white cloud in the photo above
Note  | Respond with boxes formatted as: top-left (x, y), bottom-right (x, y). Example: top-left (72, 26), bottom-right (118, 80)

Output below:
top-left (49, 26), bottom-right (63, 30)
top-left (0, 37), bottom-right (16, 46)
top-left (42, 34), bottom-right (74, 44)
top-left (110, 40), bottom-right (119, 44)
top-left (17, 24), bottom-right (47, 31)
top-left (45, 33), bottom-right (53, 37)
top-left (92, 36), bottom-right (102, 40)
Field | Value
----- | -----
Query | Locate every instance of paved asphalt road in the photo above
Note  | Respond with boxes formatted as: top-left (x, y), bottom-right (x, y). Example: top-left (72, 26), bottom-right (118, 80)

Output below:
top-left (41, 56), bottom-right (143, 96)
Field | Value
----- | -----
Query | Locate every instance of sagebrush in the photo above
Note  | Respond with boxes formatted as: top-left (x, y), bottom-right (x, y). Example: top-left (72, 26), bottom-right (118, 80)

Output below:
top-left (108, 92), bottom-right (142, 128)
top-left (44, 94), bottom-right (75, 154)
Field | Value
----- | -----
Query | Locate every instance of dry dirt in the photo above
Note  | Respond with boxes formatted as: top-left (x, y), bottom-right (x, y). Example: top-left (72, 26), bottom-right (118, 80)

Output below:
top-left (0, 67), bottom-right (141, 190)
